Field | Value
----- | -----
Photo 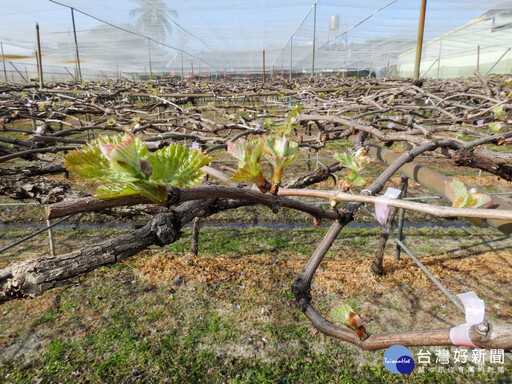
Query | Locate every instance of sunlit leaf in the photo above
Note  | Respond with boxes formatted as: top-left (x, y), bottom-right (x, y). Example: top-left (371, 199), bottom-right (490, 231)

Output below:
top-left (330, 303), bottom-right (354, 327)
top-left (264, 137), bottom-right (298, 170)
top-left (334, 152), bottom-right (356, 170)
top-left (227, 138), bottom-right (267, 188)
top-left (63, 144), bottom-right (111, 180)
top-left (64, 132), bottom-right (212, 203)
top-left (445, 179), bottom-right (469, 208)
top-left (335, 148), bottom-right (372, 188)
top-left (98, 131), bottom-right (142, 181)
top-left (147, 144), bottom-right (212, 188)
top-left (264, 135), bottom-right (299, 191)
top-left (95, 182), bottom-right (141, 198)
top-left (330, 303), bottom-right (366, 340)
top-left (467, 188), bottom-right (494, 209)
top-left (227, 139), bottom-right (264, 167)
top-left (264, 136), bottom-right (298, 159)
top-left (230, 162), bottom-right (263, 183)
top-left (445, 180), bottom-right (493, 208)
top-left (352, 148), bottom-right (372, 170)
top-left (348, 175), bottom-right (366, 186)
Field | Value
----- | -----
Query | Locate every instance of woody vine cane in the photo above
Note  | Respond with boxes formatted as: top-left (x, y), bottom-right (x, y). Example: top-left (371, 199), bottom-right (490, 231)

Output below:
top-left (2, 77), bottom-right (512, 353)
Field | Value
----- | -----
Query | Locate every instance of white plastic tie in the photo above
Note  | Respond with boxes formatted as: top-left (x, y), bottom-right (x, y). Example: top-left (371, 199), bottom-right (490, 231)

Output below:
top-left (449, 292), bottom-right (485, 348)
top-left (375, 187), bottom-right (401, 226)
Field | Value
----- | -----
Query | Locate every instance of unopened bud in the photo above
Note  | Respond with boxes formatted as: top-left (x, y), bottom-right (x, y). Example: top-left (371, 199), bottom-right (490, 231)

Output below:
top-left (140, 159), bottom-right (153, 177)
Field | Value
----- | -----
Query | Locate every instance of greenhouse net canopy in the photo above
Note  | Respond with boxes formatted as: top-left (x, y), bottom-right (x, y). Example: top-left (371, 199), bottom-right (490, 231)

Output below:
top-left (1, 0), bottom-right (512, 81)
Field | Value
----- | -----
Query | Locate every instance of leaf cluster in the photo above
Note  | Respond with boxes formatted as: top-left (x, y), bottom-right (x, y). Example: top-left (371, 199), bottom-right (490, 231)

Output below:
top-left (330, 303), bottom-right (366, 340)
top-left (334, 148), bottom-right (373, 187)
top-left (64, 131), bottom-right (212, 203)
top-left (227, 134), bottom-right (299, 193)
top-left (445, 179), bottom-right (493, 209)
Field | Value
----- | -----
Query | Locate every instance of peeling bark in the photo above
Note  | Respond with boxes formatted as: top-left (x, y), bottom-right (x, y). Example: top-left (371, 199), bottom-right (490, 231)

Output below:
top-left (0, 200), bottom-right (211, 303)
top-left (0, 162), bottom-right (65, 177)
top-left (453, 148), bottom-right (512, 181)
top-left (0, 173), bottom-right (81, 204)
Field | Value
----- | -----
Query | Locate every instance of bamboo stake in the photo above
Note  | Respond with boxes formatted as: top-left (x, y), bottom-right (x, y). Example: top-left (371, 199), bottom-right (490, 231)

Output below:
top-left (71, 8), bottom-right (82, 82)
top-left (413, 0), bottom-right (427, 80)
top-left (311, 2), bottom-right (317, 77)
top-left (36, 23), bottom-right (43, 89)
top-left (0, 42), bottom-right (7, 82)
top-left (47, 219), bottom-right (56, 256)
top-left (262, 50), bottom-right (266, 83)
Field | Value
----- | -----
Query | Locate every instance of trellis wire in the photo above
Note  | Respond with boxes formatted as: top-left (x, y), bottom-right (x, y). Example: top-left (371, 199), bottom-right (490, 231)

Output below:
top-left (0, 215), bottom-right (73, 255)
top-left (1, 202), bottom-right (58, 255)
top-left (358, 200), bottom-right (465, 314)
top-left (0, 202), bottom-right (39, 206)
top-left (384, 225), bottom-right (465, 313)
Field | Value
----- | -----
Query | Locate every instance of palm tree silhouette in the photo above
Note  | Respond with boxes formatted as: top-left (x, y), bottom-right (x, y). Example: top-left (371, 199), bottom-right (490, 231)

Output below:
top-left (130, 0), bottom-right (178, 42)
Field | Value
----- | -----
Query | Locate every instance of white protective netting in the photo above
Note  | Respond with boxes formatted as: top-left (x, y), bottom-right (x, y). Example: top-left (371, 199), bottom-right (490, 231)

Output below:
top-left (1, 0), bottom-right (511, 81)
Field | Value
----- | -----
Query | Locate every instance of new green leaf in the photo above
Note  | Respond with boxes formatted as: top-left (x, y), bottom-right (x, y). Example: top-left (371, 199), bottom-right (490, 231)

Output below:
top-left (64, 131), bottom-right (212, 204)
top-left (147, 144), bottom-right (212, 188)
top-left (445, 179), bottom-right (493, 209)
top-left (330, 303), bottom-right (355, 328)
top-left (264, 135), bottom-right (299, 192)
top-left (334, 148), bottom-right (372, 187)
top-left (227, 139), bottom-right (267, 189)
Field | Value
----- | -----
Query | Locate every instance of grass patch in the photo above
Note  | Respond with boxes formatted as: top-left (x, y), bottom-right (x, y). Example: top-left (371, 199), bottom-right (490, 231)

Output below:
top-left (0, 226), bottom-right (511, 383)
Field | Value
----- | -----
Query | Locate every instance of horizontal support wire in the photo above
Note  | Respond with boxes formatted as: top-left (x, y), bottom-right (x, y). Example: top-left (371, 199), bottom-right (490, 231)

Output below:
top-left (0, 202), bottom-right (40, 206)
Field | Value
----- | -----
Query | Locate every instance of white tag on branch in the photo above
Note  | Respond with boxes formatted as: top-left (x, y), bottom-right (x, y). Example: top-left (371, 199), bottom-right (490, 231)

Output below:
top-left (387, 117), bottom-right (399, 129)
top-left (34, 125), bottom-right (44, 136)
top-left (375, 187), bottom-right (401, 225)
top-left (449, 292), bottom-right (485, 348)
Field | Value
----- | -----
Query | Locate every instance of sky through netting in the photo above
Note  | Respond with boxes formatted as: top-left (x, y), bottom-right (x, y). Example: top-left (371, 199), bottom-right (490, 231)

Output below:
top-left (1, 0), bottom-right (511, 80)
